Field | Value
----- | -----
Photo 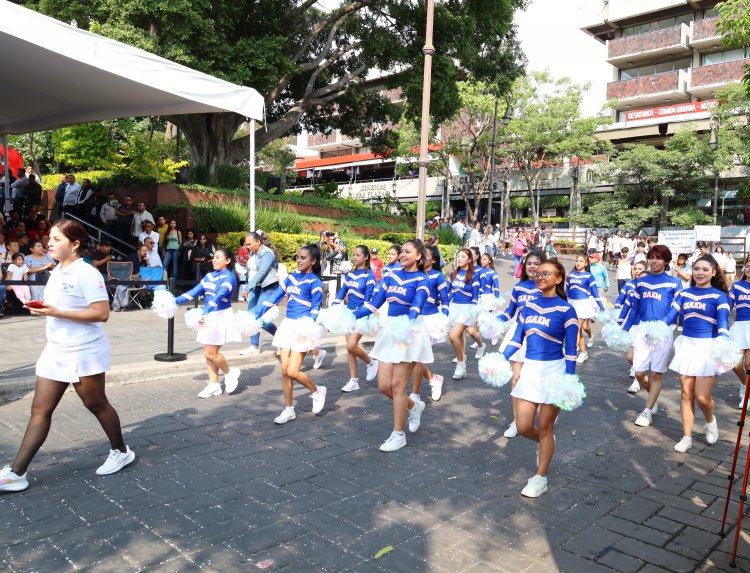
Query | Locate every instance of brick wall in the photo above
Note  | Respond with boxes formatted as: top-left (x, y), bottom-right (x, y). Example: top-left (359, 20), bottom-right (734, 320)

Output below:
top-left (607, 70), bottom-right (680, 100)
top-left (693, 17), bottom-right (718, 42)
top-left (692, 58), bottom-right (750, 87)
top-left (608, 25), bottom-right (683, 59)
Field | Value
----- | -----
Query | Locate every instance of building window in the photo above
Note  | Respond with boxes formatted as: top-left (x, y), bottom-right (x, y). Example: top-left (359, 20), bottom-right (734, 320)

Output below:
top-left (621, 14), bottom-right (692, 37)
top-left (701, 47), bottom-right (750, 66)
top-left (620, 58), bottom-right (692, 80)
top-left (704, 7), bottom-right (719, 18)
top-left (616, 111), bottom-right (627, 123)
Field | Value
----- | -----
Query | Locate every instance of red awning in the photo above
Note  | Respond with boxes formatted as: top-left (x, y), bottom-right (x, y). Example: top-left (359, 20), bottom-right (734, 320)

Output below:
top-left (0, 145), bottom-right (23, 177)
top-left (296, 152), bottom-right (384, 170)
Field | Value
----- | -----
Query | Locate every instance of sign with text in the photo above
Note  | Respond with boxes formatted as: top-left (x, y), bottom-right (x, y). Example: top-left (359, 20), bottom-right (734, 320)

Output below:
top-left (625, 100), bottom-right (718, 126)
top-left (694, 225), bottom-right (721, 242)
top-left (658, 230), bottom-right (697, 255)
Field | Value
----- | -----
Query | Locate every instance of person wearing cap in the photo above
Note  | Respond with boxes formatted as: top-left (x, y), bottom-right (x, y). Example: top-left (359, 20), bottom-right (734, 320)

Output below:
top-left (370, 247), bottom-right (384, 281)
top-left (589, 252), bottom-right (609, 295)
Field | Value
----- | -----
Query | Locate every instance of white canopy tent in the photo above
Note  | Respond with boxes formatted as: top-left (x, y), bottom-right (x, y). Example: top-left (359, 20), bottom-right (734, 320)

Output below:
top-left (0, 0), bottom-right (265, 228)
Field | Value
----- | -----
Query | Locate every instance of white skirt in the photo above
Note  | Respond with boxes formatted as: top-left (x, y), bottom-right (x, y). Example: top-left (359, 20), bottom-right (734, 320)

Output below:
top-left (730, 321), bottom-right (750, 350)
top-left (498, 321), bottom-right (525, 362)
top-left (669, 335), bottom-right (731, 377)
top-left (272, 317), bottom-right (318, 353)
top-left (449, 302), bottom-right (476, 327)
top-left (632, 323), bottom-right (673, 374)
top-left (36, 336), bottom-right (111, 383)
top-left (423, 312), bottom-right (448, 345)
top-left (196, 308), bottom-right (242, 346)
top-left (569, 298), bottom-right (596, 320)
top-left (511, 358), bottom-right (566, 405)
top-left (371, 316), bottom-right (434, 364)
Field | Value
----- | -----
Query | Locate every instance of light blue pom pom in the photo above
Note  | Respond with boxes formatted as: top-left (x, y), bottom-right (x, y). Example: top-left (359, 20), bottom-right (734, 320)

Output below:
top-left (478, 352), bottom-right (513, 388)
top-left (549, 374), bottom-right (586, 411)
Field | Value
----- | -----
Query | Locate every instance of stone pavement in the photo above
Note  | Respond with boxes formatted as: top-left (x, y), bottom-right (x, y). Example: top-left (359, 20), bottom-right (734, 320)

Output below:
top-left (2, 258), bottom-right (750, 572)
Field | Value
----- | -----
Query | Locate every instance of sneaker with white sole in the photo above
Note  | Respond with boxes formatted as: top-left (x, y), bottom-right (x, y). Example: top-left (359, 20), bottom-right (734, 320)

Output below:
top-left (239, 346), bottom-right (260, 356)
top-left (313, 349), bottom-right (327, 370)
top-left (452, 361), bottom-right (467, 380)
top-left (627, 380), bottom-right (641, 394)
top-left (475, 345), bottom-right (486, 359)
top-left (379, 431), bottom-right (407, 452)
top-left (586, 336), bottom-right (594, 349)
top-left (469, 342), bottom-right (479, 349)
top-left (342, 378), bottom-right (360, 393)
top-left (274, 407), bottom-right (296, 424)
top-left (0, 465), bottom-right (28, 492)
top-left (408, 400), bottom-right (426, 433)
top-left (366, 359), bottom-right (379, 381)
top-left (673, 436), bottom-right (693, 453)
top-left (224, 367), bottom-right (240, 394)
top-left (504, 421), bottom-right (518, 438)
top-left (521, 475), bottom-right (548, 498)
top-left (651, 402), bottom-right (659, 416)
top-left (409, 392), bottom-right (422, 403)
top-left (634, 408), bottom-right (652, 427)
top-left (705, 418), bottom-right (719, 445)
top-left (198, 382), bottom-right (222, 398)
top-left (451, 357), bottom-right (458, 363)
top-left (96, 447), bottom-right (135, 476)
top-left (311, 386), bottom-right (327, 413)
top-left (576, 352), bottom-right (588, 364)
top-left (740, 385), bottom-right (746, 410)
top-left (429, 375), bottom-right (444, 401)
top-left (628, 366), bottom-right (635, 377)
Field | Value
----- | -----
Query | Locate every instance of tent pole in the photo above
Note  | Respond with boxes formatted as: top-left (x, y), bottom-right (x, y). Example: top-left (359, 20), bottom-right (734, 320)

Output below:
top-left (249, 119), bottom-right (256, 231)
top-left (2, 134), bottom-right (8, 214)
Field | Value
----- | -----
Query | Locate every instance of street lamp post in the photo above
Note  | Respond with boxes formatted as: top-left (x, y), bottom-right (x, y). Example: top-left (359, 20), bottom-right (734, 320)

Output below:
top-left (487, 94), bottom-right (499, 227)
top-left (709, 115), bottom-right (720, 226)
top-left (415, 0), bottom-right (435, 241)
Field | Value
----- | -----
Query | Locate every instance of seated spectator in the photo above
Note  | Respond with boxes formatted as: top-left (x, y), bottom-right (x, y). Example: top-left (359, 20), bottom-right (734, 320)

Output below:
top-left (23, 204), bottom-right (42, 227)
top-left (24, 240), bottom-right (55, 301)
top-left (190, 234), bottom-right (214, 279)
top-left (143, 238), bottom-right (162, 268)
top-left (17, 234), bottom-right (31, 256)
top-left (27, 218), bottom-right (50, 242)
top-left (0, 230), bottom-right (6, 258)
top-left (127, 244), bottom-right (149, 270)
top-left (91, 241), bottom-right (115, 277)
top-left (40, 234), bottom-right (50, 250)
top-left (137, 220), bottom-right (160, 247)
top-left (6, 220), bottom-right (25, 241)
top-left (6, 252), bottom-right (31, 303)
top-left (4, 240), bottom-right (20, 263)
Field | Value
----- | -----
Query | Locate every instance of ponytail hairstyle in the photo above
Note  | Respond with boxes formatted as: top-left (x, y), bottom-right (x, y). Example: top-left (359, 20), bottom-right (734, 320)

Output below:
top-left (469, 246), bottom-right (481, 265)
top-left (691, 254), bottom-right (728, 293)
top-left (215, 247), bottom-right (233, 263)
top-left (301, 243), bottom-right (322, 277)
top-left (520, 251), bottom-right (547, 282)
top-left (539, 260), bottom-right (568, 300)
top-left (402, 239), bottom-right (425, 273)
top-left (426, 245), bottom-right (442, 272)
top-left (451, 248), bottom-right (475, 284)
top-left (355, 244), bottom-right (371, 269)
top-left (572, 253), bottom-right (591, 273)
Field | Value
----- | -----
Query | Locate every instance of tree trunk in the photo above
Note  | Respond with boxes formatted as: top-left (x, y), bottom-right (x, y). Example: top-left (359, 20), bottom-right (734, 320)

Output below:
top-left (167, 113), bottom-right (245, 179)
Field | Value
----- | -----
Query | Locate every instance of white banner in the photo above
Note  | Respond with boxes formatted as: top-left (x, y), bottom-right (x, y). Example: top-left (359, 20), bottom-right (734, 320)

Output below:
top-left (694, 225), bottom-right (721, 242)
top-left (658, 230), bottom-right (697, 255)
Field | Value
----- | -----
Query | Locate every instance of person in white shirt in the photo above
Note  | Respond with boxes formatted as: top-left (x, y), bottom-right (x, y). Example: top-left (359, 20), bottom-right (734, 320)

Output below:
top-left (0, 219), bottom-right (135, 493)
top-left (143, 237), bottom-right (163, 268)
top-left (587, 229), bottom-right (598, 253)
top-left (100, 193), bottom-right (119, 228)
top-left (616, 247), bottom-right (633, 293)
top-left (712, 245), bottom-right (728, 272)
top-left (725, 251), bottom-right (737, 287)
top-left (61, 174), bottom-right (82, 217)
top-left (452, 219), bottom-right (466, 243)
top-left (137, 220), bottom-right (160, 247)
top-left (131, 201), bottom-right (155, 238)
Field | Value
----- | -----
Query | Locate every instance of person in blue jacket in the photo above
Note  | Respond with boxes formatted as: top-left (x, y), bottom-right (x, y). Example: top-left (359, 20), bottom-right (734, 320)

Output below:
top-left (663, 255), bottom-right (731, 453)
top-left (258, 244), bottom-right (327, 425)
top-left (176, 248), bottom-right (241, 399)
top-left (566, 254), bottom-right (605, 364)
top-left (332, 245), bottom-right (378, 393)
top-left (589, 252), bottom-right (610, 294)
top-left (501, 259), bottom-right (579, 498)
top-left (729, 262), bottom-right (750, 408)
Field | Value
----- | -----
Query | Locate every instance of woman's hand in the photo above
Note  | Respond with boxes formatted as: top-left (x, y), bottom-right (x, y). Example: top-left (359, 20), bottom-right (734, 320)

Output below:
top-left (26, 303), bottom-right (57, 317)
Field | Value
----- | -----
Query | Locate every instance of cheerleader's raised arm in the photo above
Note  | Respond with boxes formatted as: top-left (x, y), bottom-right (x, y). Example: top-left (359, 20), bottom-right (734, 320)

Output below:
top-left (175, 269), bottom-right (235, 313)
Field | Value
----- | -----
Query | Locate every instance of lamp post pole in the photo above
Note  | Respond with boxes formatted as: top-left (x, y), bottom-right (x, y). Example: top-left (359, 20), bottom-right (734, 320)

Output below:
top-left (709, 115), bottom-right (720, 225)
top-left (487, 94), bottom-right (499, 227)
top-left (415, 0), bottom-right (435, 241)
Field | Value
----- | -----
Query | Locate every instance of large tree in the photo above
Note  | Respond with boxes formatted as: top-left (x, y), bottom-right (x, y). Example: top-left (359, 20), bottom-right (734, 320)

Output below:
top-left (718, 0), bottom-right (750, 95)
top-left (18, 0), bottom-right (526, 178)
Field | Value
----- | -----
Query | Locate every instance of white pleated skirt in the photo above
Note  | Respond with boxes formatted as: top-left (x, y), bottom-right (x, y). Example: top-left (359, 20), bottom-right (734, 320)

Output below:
top-left (196, 308), bottom-right (242, 346)
top-left (273, 317), bottom-right (318, 353)
top-left (569, 298), bottom-right (596, 320)
top-left (498, 321), bottom-right (526, 362)
top-left (669, 335), bottom-right (731, 377)
top-left (632, 323), bottom-right (673, 374)
top-left (36, 336), bottom-right (111, 383)
top-left (423, 312), bottom-right (448, 345)
top-left (449, 303), bottom-right (476, 327)
top-left (511, 358), bottom-right (566, 405)
top-left (371, 316), bottom-right (434, 364)
top-left (730, 321), bottom-right (750, 350)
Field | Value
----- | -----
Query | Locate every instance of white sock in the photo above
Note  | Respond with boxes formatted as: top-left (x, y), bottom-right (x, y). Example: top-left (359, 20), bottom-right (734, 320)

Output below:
top-left (284, 406), bottom-right (295, 413)
top-left (394, 430), bottom-right (405, 436)
top-left (458, 360), bottom-right (466, 366)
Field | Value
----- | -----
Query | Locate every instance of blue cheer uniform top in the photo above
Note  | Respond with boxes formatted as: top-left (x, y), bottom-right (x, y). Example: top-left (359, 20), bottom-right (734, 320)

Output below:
top-left (500, 279), bottom-right (541, 322)
top-left (381, 262), bottom-right (402, 282)
top-left (622, 271), bottom-right (682, 331)
top-left (262, 271), bottom-right (323, 320)
top-left (449, 269), bottom-right (479, 305)
top-left (615, 279), bottom-right (636, 324)
top-left (333, 268), bottom-right (376, 311)
top-left (729, 281), bottom-right (750, 323)
top-left (422, 269), bottom-right (450, 316)
top-left (354, 269), bottom-right (429, 319)
top-left (480, 268), bottom-right (500, 297)
top-left (663, 287), bottom-right (730, 338)
top-left (502, 296), bottom-right (579, 375)
top-left (566, 270), bottom-right (605, 310)
top-left (176, 269), bottom-right (236, 313)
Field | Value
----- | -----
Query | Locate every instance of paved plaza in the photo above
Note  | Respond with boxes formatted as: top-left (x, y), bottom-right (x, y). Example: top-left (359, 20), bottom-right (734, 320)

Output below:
top-left (2, 259), bottom-right (750, 572)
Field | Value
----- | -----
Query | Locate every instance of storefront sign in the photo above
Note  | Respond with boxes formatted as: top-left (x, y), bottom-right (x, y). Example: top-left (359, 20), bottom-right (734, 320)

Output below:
top-left (658, 230), bottom-right (697, 254)
top-left (625, 100), bottom-right (718, 126)
top-left (694, 225), bottom-right (721, 242)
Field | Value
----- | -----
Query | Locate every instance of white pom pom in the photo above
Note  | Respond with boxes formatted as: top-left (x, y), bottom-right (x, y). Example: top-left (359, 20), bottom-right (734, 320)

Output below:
top-left (479, 293), bottom-right (505, 314)
top-left (151, 289), bottom-right (177, 319)
top-left (425, 313), bottom-right (450, 344)
top-left (478, 352), bottom-right (513, 388)
top-left (712, 337), bottom-right (742, 373)
top-left (318, 305), bottom-right (357, 335)
top-left (296, 316), bottom-right (323, 350)
top-left (598, 308), bottom-right (620, 325)
top-left (184, 308), bottom-right (204, 330)
top-left (259, 306), bottom-right (279, 324)
top-left (602, 322), bottom-right (632, 351)
top-left (233, 310), bottom-right (261, 336)
top-left (450, 306), bottom-right (475, 326)
top-left (338, 261), bottom-right (353, 274)
top-left (387, 315), bottom-right (418, 346)
top-left (355, 314), bottom-right (382, 336)
top-left (637, 321), bottom-right (672, 350)
top-left (477, 312), bottom-right (511, 345)
top-left (549, 374), bottom-right (586, 411)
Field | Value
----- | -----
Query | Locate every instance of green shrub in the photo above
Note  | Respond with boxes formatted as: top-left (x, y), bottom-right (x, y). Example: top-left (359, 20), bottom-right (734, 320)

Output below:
top-left (379, 232), bottom-right (414, 244)
top-left (254, 205), bottom-right (304, 234)
top-left (41, 170), bottom-right (115, 190)
top-left (215, 164), bottom-right (248, 190)
top-left (191, 203), bottom-right (304, 234)
top-left (189, 164), bottom-right (212, 186)
top-left (433, 226), bottom-right (462, 245)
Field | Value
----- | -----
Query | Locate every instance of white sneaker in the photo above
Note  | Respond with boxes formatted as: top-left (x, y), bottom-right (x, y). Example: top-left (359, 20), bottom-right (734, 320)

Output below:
top-left (0, 465), bottom-right (28, 492)
top-left (628, 366), bottom-right (635, 377)
top-left (452, 361), bottom-right (467, 380)
top-left (239, 346), bottom-right (260, 356)
top-left (409, 392), bottom-right (422, 403)
top-left (198, 382), bottom-right (222, 398)
top-left (740, 385), bottom-right (746, 409)
top-left (576, 352), bottom-right (588, 364)
top-left (635, 408), bottom-right (652, 427)
top-left (469, 342), bottom-right (478, 349)
top-left (651, 402), bottom-right (659, 416)
top-left (96, 447), bottom-right (135, 476)
top-left (224, 368), bottom-right (240, 394)
top-left (705, 418), bottom-right (719, 445)
top-left (408, 400), bottom-right (426, 433)
top-left (313, 349), bottom-right (327, 369)
top-left (274, 407), bottom-right (296, 424)
top-left (379, 431), bottom-right (407, 452)
top-left (627, 380), bottom-right (641, 394)
top-left (521, 475), bottom-right (548, 498)
top-left (586, 336), bottom-right (594, 348)
top-left (674, 436), bottom-right (693, 453)
top-left (452, 357), bottom-right (458, 363)
top-left (366, 359), bottom-right (379, 381)
top-left (429, 375), bottom-right (444, 401)
top-left (311, 386), bottom-right (327, 414)
top-left (475, 345), bottom-right (486, 359)
top-left (677, 325), bottom-right (683, 332)
top-left (342, 378), bottom-right (360, 393)
top-left (504, 421), bottom-right (518, 438)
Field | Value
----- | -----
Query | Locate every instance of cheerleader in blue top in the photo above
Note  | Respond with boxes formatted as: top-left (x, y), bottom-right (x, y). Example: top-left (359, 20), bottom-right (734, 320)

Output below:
top-left (566, 254), bottom-right (605, 363)
top-left (501, 259), bottom-right (579, 498)
top-left (259, 244), bottom-right (327, 424)
top-left (480, 253), bottom-right (501, 298)
top-left (497, 251), bottom-right (545, 439)
top-left (353, 240), bottom-right (432, 452)
top-left (382, 245), bottom-right (402, 281)
top-left (411, 245), bottom-right (450, 402)
top-left (333, 245), bottom-right (379, 393)
top-left (466, 247), bottom-right (488, 358)
top-left (614, 261), bottom-right (647, 392)
top-left (448, 248), bottom-right (482, 380)
top-left (175, 248), bottom-right (241, 398)
top-left (663, 256), bottom-right (731, 453)
top-left (729, 262), bottom-right (750, 408)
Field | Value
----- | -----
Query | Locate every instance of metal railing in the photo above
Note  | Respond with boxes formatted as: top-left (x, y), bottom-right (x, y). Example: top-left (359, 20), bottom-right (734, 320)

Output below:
top-left (61, 212), bottom-right (136, 258)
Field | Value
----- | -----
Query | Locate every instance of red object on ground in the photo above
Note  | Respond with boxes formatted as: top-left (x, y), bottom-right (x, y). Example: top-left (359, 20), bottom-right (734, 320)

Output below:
top-left (0, 145), bottom-right (24, 177)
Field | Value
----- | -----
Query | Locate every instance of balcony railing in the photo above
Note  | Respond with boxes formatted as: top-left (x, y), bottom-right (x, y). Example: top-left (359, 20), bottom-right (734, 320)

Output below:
top-left (691, 17), bottom-right (721, 50)
top-left (607, 24), bottom-right (691, 66)
top-left (607, 69), bottom-right (690, 109)
top-left (690, 58), bottom-right (750, 97)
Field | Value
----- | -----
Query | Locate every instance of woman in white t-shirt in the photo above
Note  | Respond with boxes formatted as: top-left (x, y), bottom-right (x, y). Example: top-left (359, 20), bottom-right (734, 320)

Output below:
top-left (0, 220), bottom-right (135, 493)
